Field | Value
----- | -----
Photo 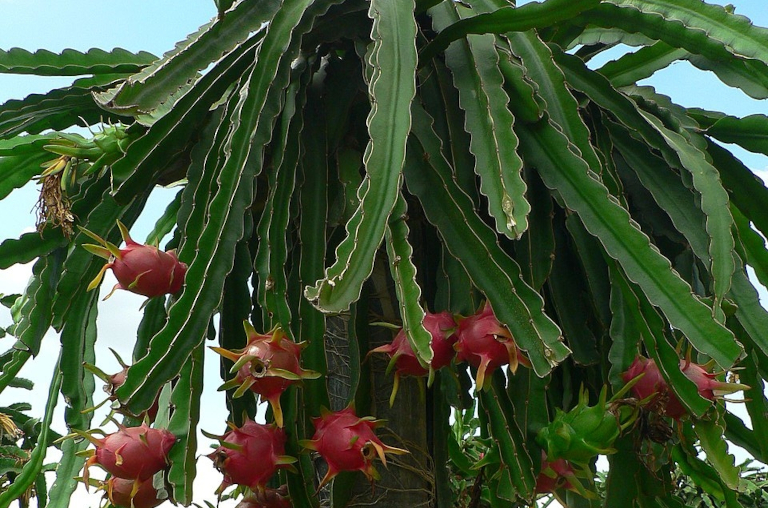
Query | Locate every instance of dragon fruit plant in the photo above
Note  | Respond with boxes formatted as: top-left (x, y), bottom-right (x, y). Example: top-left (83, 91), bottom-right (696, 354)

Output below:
top-left (212, 321), bottom-right (320, 427)
top-left (104, 477), bottom-right (164, 508)
top-left (454, 301), bottom-right (530, 390)
top-left (536, 385), bottom-right (638, 466)
top-left (207, 419), bottom-right (296, 494)
top-left (78, 423), bottom-right (176, 487)
top-left (81, 220), bottom-right (187, 299)
top-left (622, 355), bottom-right (747, 420)
top-left (368, 310), bottom-right (458, 404)
top-left (300, 406), bottom-right (408, 488)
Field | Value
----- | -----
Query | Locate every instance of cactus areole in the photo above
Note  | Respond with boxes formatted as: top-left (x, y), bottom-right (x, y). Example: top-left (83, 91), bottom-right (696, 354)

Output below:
top-left (212, 321), bottom-right (320, 427)
top-left (207, 419), bottom-right (296, 492)
top-left (80, 423), bottom-right (176, 485)
top-left (300, 406), bottom-right (408, 488)
top-left (82, 220), bottom-right (187, 298)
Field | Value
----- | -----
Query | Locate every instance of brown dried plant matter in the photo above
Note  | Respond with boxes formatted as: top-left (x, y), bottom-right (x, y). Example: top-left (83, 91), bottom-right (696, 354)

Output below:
top-left (35, 168), bottom-right (74, 237)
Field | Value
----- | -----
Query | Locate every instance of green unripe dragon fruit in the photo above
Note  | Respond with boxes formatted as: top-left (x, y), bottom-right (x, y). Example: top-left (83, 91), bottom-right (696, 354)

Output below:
top-left (536, 385), bottom-right (638, 465)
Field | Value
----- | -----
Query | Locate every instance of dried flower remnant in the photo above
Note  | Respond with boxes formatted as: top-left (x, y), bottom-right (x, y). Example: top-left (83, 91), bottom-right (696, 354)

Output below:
top-left (35, 159), bottom-right (74, 237)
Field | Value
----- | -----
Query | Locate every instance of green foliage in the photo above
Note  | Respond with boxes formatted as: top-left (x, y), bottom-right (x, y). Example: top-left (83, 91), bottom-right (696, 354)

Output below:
top-left (1, 0), bottom-right (767, 507)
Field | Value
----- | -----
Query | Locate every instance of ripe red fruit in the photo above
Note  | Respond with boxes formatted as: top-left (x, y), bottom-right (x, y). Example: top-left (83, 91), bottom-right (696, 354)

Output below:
top-left (105, 477), bottom-right (163, 508)
top-left (207, 419), bottom-right (296, 493)
top-left (368, 310), bottom-right (458, 404)
top-left (235, 486), bottom-right (291, 508)
top-left (535, 453), bottom-right (575, 494)
top-left (80, 423), bottom-right (176, 486)
top-left (212, 322), bottom-right (320, 427)
top-left (454, 301), bottom-right (529, 390)
top-left (83, 220), bottom-right (187, 298)
top-left (622, 356), bottom-right (747, 420)
top-left (300, 406), bottom-right (408, 488)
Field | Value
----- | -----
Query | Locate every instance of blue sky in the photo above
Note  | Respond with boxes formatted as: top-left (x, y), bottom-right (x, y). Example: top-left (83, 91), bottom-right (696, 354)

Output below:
top-left (1, 1), bottom-right (768, 507)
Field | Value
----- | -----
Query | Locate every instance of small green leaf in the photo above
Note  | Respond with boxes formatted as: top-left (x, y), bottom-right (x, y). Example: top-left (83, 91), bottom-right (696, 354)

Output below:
top-left (516, 167), bottom-right (554, 292)
top-left (0, 134), bottom-right (56, 155)
top-left (12, 249), bottom-right (64, 356)
top-left (710, 141), bottom-right (768, 242)
top-left (145, 189), bottom-right (183, 246)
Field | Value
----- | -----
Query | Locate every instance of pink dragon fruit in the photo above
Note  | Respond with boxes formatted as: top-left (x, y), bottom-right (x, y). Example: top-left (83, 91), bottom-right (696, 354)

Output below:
top-left (622, 356), bottom-right (747, 420)
top-left (368, 310), bottom-right (458, 404)
top-left (535, 453), bottom-right (576, 494)
top-left (534, 451), bottom-right (597, 499)
top-left (80, 423), bottom-right (176, 486)
top-left (207, 419), bottom-right (296, 493)
top-left (300, 406), bottom-right (408, 488)
top-left (212, 321), bottom-right (319, 427)
top-left (454, 301), bottom-right (529, 390)
top-left (82, 220), bottom-right (187, 298)
top-left (105, 477), bottom-right (164, 508)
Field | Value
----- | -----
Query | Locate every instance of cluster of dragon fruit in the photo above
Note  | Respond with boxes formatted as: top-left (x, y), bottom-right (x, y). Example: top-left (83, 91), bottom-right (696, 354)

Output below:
top-left (73, 221), bottom-right (748, 507)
